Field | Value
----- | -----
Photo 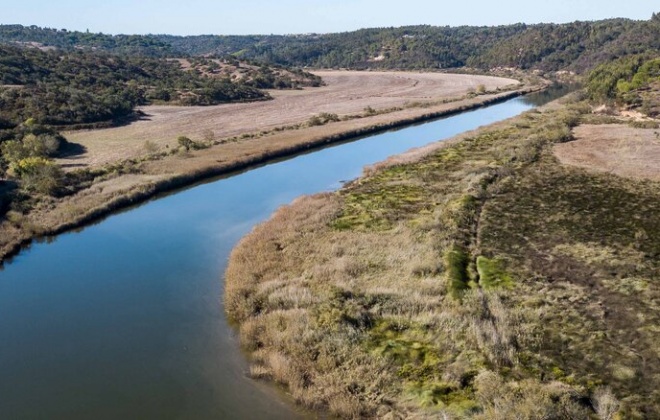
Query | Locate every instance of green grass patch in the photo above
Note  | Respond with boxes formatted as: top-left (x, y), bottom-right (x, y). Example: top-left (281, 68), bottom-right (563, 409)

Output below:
top-left (476, 256), bottom-right (513, 289)
top-left (367, 319), bottom-right (482, 411)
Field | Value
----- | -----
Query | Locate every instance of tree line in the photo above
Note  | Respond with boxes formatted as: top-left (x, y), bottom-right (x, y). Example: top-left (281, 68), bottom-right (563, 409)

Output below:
top-left (588, 54), bottom-right (660, 116)
top-left (2, 15), bottom-right (659, 73)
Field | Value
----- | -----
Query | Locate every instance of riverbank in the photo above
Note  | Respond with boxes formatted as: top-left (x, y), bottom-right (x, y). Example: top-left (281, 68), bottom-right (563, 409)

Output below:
top-left (0, 72), bottom-right (541, 265)
top-left (225, 93), bottom-right (660, 418)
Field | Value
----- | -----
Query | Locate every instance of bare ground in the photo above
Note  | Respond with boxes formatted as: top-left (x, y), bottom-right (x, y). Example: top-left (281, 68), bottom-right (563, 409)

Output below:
top-left (555, 124), bottom-right (660, 181)
top-left (63, 71), bottom-right (517, 167)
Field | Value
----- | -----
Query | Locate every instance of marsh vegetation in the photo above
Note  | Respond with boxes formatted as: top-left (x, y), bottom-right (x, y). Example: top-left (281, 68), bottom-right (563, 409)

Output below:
top-left (226, 92), bottom-right (660, 418)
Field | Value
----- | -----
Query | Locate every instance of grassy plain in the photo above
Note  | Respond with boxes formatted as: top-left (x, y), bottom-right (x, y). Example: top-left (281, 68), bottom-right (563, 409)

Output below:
top-left (555, 123), bottom-right (660, 181)
top-left (63, 71), bottom-right (517, 166)
top-left (225, 95), bottom-right (660, 418)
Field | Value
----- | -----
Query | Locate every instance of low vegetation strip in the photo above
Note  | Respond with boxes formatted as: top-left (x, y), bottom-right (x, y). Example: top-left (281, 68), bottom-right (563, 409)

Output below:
top-left (225, 93), bottom-right (660, 418)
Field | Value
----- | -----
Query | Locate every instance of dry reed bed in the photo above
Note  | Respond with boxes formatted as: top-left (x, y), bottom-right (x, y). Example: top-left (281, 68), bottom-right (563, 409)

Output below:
top-left (225, 96), bottom-right (660, 418)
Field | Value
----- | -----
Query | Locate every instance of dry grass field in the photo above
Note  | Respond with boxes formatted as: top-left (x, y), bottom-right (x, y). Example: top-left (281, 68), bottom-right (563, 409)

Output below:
top-left (63, 71), bottom-right (517, 166)
top-left (555, 124), bottom-right (660, 181)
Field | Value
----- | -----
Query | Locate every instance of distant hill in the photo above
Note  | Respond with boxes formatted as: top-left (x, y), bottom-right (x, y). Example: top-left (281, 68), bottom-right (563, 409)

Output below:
top-left (1, 12), bottom-right (659, 129)
top-left (0, 24), bottom-right (173, 56)
top-left (4, 15), bottom-right (659, 73)
top-left (154, 15), bottom-right (660, 72)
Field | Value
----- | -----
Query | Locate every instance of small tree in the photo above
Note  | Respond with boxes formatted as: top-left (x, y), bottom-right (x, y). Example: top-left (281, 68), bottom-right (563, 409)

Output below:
top-left (1, 140), bottom-right (30, 163)
top-left (22, 133), bottom-right (60, 157)
top-left (1, 134), bottom-right (61, 163)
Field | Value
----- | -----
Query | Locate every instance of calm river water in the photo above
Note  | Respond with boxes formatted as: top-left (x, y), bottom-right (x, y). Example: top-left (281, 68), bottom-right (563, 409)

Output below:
top-left (0, 92), bottom-right (557, 419)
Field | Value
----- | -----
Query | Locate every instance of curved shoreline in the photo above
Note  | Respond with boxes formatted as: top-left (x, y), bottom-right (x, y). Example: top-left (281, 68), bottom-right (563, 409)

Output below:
top-left (0, 84), bottom-right (543, 265)
top-left (223, 92), bottom-right (660, 418)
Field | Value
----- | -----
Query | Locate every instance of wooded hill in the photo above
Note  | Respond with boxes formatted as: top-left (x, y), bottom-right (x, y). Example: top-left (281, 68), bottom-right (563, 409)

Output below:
top-left (0, 24), bottom-right (173, 57)
top-left (157, 15), bottom-right (660, 72)
top-left (2, 15), bottom-right (659, 73)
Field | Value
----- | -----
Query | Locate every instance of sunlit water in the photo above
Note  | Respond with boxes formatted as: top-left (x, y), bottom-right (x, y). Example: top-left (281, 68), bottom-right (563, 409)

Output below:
top-left (0, 93), bottom-right (555, 419)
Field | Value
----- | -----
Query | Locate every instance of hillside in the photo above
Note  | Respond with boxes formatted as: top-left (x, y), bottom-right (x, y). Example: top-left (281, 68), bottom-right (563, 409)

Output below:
top-left (0, 24), bottom-right (173, 56)
top-left (0, 44), bottom-right (322, 129)
top-left (2, 15), bottom-right (660, 73)
top-left (156, 15), bottom-right (658, 72)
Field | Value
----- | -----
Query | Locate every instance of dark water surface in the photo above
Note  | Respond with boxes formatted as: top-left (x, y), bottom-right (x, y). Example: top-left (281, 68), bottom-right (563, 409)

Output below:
top-left (0, 94), bottom-right (555, 419)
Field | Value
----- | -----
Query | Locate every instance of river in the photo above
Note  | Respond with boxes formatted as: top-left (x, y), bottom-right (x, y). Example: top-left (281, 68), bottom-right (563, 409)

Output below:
top-left (0, 92), bottom-right (558, 419)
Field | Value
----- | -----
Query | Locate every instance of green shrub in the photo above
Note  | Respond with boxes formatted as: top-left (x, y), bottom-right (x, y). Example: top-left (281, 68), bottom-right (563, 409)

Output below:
top-left (306, 113), bottom-right (340, 127)
top-left (476, 256), bottom-right (513, 289)
top-left (444, 245), bottom-right (470, 298)
top-left (177, 135), bottom-right (195, 150)
top-left (11, 156), bottom-right (63, 195)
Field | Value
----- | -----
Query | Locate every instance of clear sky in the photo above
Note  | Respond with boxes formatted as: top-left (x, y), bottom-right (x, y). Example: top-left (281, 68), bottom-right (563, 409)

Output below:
top-left (3, 0), bottom-right (658, 36)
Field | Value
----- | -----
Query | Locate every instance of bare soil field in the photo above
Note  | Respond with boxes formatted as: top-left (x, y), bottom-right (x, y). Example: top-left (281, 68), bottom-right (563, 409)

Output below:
top-left (64, 71), bottom-right (517, 166)
top-left (555, 124), bottom-right (660, 181)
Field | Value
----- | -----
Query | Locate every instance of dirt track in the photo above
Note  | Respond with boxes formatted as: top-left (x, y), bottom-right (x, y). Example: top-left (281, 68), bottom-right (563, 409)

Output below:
top-left (64, 71), bottom-right (516, 166)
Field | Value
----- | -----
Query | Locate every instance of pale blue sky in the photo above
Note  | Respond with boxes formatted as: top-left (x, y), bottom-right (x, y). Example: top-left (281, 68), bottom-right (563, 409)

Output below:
top-left (3, 0), bottom-right (658, 35)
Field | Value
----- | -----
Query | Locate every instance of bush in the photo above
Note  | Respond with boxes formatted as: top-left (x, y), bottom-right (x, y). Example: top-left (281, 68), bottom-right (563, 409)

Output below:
top-left (21, 133), bottom-right (61, 157)
top-left (1, 130), bottom-right (62, 164)
top-left (306, 112), bottom-right (340, 127)
top-left (444, 245), bottom-right (470, 298)
top-left (11, 156), bottom-right (63, 195)
top-left (177, 136), bottom-right (195, 151)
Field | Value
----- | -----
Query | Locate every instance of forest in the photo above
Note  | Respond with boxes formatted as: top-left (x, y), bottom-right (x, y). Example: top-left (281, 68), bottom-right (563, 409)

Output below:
top-left (158, 15), bottom-right (660, 71)
top-left (2, 14), bottom-right (660, 73)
